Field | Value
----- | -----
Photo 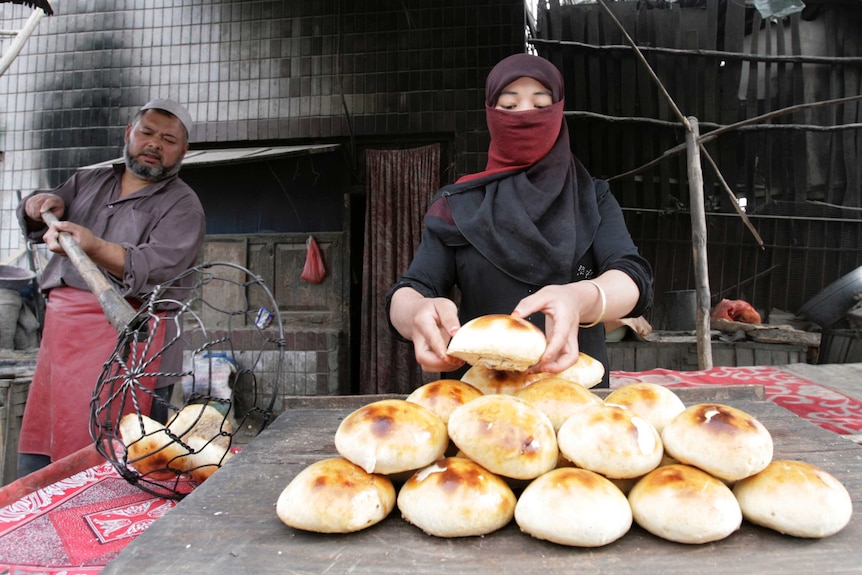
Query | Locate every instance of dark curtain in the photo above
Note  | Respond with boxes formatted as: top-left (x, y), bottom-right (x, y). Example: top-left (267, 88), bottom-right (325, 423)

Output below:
top-left (360, 144), bottom-right (440, 394)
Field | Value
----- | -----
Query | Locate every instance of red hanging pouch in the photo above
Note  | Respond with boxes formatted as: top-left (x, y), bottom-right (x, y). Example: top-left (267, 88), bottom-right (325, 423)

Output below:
top-left (300, 236), bottom-right (326, 284)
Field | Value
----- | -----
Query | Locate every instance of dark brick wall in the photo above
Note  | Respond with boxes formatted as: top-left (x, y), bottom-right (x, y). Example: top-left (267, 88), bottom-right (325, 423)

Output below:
top-left (0, 0), bottom-right (525, 398)
top-left (0, 0), bottom-right (525, 197)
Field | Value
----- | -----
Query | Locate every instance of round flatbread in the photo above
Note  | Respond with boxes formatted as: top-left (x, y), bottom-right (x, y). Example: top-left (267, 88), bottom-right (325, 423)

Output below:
top-left (460, 364), bottom-right (535, 395)
top-left (447, 314), bottom-right (546, 371)
top-left (733, 459), bottom-right (853, 538)
top-left (397, 456), bottom-right (516, 537)
top-left (276, 457), bottom-right (395, 533)
top-left (405, 379), bottom-right (483, 424)
top-left (119, 413), bottom-right (190, 480)
top-left (661, 403), bottom-right (773, 481)
top-left (557, 403), bottom-right (663, 479)
top-left (447, 394), bottom-right (558, 480)
top-left (166, 403), bottom-right (233, 448)
top-left (514, 377), bottom-right (602, 431)
top-left (629, 463), bottom-right (742, 544)
top-left (335, 399), bottom-right (448, 475)
top-left (166, 403), bottom-right (234, 483)
top-left (605, 382), bottom-right (686, 433)
top-left (516, 467), bottom-right (632, 547)
top-left (537, 352), bottom-right (605, 389)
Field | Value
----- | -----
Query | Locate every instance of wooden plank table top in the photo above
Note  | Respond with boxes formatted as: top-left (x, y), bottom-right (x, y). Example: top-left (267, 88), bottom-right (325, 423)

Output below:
top-left (101, 386), bottom-right (862, 575)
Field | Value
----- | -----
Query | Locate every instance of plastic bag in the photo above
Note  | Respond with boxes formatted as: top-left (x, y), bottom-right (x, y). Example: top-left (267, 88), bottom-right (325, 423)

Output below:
top-left (180, 352), bottom-right (238, 415)
top-left (300, 235), bottom-right (326, 284)
top-left (710, 299), bottom-right (762, 324)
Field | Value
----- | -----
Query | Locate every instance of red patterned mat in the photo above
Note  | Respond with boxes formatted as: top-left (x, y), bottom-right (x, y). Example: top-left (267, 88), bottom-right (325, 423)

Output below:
top-left (0, 462), bottom-right (180, 575)
top-left (611, 365), bottom-right (862, 435)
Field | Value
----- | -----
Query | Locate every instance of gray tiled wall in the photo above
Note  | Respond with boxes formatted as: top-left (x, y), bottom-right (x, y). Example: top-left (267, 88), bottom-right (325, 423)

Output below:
top-left (0, 0), bottom-right (524, 404)
top-left (0, 0), bottom-right (524, 260)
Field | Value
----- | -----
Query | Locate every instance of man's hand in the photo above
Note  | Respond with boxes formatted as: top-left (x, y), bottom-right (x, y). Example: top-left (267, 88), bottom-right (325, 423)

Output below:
top-left (43, 219), bottom-right (127, 278)
top-left (42, 220), bottom-right (99, 255)
top-left (25, 193), bottom-right (64, 222)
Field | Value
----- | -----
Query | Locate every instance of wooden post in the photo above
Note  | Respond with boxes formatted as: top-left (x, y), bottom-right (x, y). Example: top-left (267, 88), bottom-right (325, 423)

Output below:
top-left (686, 117), bottom-right (713, 370)
top-left (0, 8), bottom-right (46, 78)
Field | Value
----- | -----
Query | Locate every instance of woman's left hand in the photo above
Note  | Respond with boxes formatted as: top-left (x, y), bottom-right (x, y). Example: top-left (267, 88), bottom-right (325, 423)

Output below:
top-left (512, 283), bottom-right (583, 374)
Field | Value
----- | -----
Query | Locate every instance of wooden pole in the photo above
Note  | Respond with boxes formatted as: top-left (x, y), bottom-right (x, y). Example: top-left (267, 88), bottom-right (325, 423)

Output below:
top-left (686, 117), bottom-right (712, 370)
top-left (0, 7), bottom-right (46, 78)
top-left (41, 212), bottom-right (139, 333)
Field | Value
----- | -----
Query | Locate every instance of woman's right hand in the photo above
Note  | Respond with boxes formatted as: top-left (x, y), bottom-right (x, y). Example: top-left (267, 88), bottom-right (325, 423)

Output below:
top-left (390, 289), bottom-right (465, 372)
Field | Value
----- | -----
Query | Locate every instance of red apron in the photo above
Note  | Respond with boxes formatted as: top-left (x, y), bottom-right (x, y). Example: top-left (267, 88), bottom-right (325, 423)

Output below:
top-left (18, 287), bottom-right (165, 462)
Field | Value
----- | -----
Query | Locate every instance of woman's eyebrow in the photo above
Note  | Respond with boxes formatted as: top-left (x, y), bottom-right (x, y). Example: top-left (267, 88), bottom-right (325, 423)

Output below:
top-left (497, 87), bottom-right (552, 99)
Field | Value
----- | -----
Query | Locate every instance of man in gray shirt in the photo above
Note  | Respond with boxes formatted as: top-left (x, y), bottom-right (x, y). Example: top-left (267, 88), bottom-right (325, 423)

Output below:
top-left (16, 98), bottom-right (206, 477)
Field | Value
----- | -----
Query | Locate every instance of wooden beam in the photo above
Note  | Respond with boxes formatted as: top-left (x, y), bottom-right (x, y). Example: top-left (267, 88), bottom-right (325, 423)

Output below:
top-left (0, 7), bottom-right (45, 77)
top-left (686, 117), bottom-right (713, 370)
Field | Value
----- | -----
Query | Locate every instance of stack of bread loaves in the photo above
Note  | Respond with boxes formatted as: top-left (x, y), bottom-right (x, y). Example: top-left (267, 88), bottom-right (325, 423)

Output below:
top-left (275, 314), bottom-right (853, 545)
top-left (451, 314), bottom-right (606, 392)
top-left (119, 403), bottom-right (234, 485)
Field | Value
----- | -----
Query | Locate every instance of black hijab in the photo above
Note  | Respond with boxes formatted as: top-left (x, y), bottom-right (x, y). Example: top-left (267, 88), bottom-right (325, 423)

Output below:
top-left (425, 53), bottom-right (601, 286)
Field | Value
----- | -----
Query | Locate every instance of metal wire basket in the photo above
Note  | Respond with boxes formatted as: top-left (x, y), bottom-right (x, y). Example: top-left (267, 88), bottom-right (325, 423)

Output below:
top-left (90, 261), bottom-right (284, 499)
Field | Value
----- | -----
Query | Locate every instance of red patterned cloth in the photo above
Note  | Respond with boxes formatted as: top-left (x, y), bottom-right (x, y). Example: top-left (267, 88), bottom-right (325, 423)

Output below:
top-left (0, 462), bottom-right (180, 574)
top-left (611, 366), bottom-right (862, 435)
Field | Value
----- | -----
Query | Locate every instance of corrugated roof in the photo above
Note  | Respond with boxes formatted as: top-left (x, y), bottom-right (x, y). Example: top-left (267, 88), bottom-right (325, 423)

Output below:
top-left (80, 144), bottom-right (341, 170)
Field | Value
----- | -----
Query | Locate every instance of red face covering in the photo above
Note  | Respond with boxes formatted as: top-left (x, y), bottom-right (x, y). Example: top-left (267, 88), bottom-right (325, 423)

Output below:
top-left (427, 53), bottom-right (601, 287)
top-left (458, 52), bottom-right (567, 183)
top-left (483, 102), bottom-right (564, 175)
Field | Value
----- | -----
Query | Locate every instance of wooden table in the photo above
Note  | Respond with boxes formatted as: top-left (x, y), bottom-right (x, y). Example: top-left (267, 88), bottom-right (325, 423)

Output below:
top-left (100, 386), bottom-right (862, 574)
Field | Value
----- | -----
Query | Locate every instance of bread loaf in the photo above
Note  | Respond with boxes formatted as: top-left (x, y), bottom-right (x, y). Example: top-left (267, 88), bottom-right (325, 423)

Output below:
top-left (119, 413), bottom-right (190, 480)
top-left (120, 405), bottom-right (234, 484)
top-left (447, 314), bottom-right (546, 371)
top-left (557, 403), bottom-right (663, 479)
top-left (661, 403), bottom-right (773, 481)
top-left (539, 352), bottom-right (605, 389)
top-left (447, 394), bottom-right (558, 480)
top-left (166, 403), bottom-right (234, 483)
top-left (276, 457), bottom-right (395, 533)
top-left (405, 379), bottom-right (483, 424)
top-left (398, 456), bottom-right (516, 537)
top-left (460, 364), bottom-right (535, 395)
top-left (460, 352), bottom-right (604, 394)
top-left (166, 403), bottom-right (232, 449)
top-left (604, 382), bottom-right (685, 433)
top-left (733, 459), bottom-right (853, 538)
top-left (514, 377), bottom-right (602, 431)
top-left (335, 399), bottom-right (448, 475)
top-left (629, 463), bottom-right (742, 544)
top-left (516, 467), bottom-right (632, 547)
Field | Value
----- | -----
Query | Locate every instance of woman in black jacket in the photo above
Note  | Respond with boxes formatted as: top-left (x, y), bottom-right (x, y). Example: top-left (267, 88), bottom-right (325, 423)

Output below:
top-left (387, 53), bottom-right (653, 388)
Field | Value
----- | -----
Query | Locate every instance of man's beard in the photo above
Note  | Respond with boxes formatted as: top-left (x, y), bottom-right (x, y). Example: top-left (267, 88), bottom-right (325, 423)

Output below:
top-left (124, 144), bottom-right (182, 181)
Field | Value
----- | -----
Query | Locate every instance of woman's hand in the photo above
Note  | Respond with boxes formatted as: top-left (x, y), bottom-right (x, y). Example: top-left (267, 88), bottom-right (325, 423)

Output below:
top-left (512, 283), bottom-right (583, 374)
top-left (389, 288), bottom-right (465, 373)
top-left (513, 271), bottom-right (640, 374)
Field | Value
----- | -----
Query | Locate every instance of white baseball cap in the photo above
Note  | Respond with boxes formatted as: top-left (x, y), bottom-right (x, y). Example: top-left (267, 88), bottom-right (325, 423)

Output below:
top-left (138, 98), bottom-right (193, 136)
